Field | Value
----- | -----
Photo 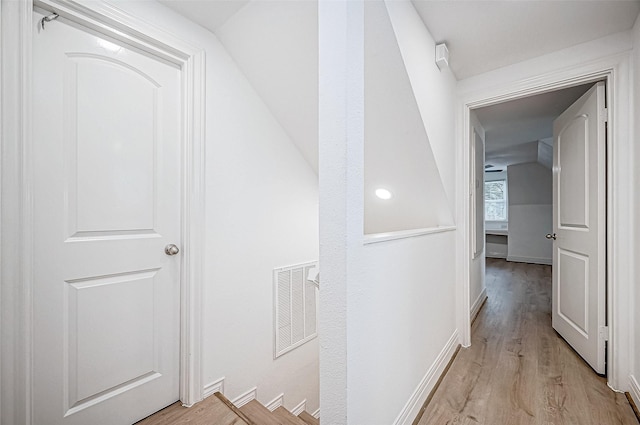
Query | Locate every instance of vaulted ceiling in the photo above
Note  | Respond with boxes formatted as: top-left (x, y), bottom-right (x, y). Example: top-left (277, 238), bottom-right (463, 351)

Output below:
top-left (159, 0), bottom-right (640, 173)
top-left (475, 83), bottom-right (593, 170)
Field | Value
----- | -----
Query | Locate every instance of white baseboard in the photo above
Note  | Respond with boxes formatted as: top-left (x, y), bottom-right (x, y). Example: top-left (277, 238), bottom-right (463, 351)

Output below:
top-left (203, 377), bottom-right (225, 399)
top-left (265, 393), bottom-right (284, 412)
top-left (312, 408), bottom-right (320, 418)
top-left (232, 387), bottom-right (257, 408)
top-left (470, 288), bottom-right (487, 323)
top-left (507, 255), bottom-right (552, 265)
top-left (291, 399), bottom-right (307, 416)
top-left (628, 375), bottom-right (640, 410)
top-left (392, 329), bottom-right (459, 425)
top-left (486, 252), bottom-right (507, 259)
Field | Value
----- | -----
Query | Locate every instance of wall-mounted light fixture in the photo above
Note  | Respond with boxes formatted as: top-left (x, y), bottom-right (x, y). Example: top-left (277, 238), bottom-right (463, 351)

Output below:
top-left (435, 43), bottom-right (449, 70)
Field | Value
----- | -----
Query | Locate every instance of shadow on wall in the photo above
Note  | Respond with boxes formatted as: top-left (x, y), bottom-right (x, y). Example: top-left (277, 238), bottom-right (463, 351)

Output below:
top-left (363, 0), bottom-right (453, 235)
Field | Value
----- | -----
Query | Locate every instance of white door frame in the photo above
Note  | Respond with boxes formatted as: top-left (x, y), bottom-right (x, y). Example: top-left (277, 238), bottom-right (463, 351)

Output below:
top-left (456, 52), bottom-right (633, 391)
top-left (1, 1), bottom-right (206, 422)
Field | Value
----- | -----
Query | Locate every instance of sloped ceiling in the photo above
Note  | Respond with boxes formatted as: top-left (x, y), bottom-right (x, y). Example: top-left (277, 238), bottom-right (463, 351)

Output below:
top-left (412, 0), bottom-right (640, 79)
top-left (158, 0), bottom-right (250, 32)
top-left (214, 1), bottom-right (319, 172)
top-left (364, 1), bottom-right (452, 234)
top-left (159, 0), bottom-right (639, 177)
top-left (162, 0), bottom-right (319, 172)
top-left (475, 83), bottom-right (592, 170)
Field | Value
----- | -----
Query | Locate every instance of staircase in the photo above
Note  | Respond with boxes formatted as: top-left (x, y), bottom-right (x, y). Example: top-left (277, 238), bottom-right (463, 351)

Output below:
top-left (136, 392), bottom-right (319, 425)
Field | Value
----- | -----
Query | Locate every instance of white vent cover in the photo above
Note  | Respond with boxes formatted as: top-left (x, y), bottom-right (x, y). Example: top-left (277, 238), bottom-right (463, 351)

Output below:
top-left (274, 261), bottom-right (318, 358)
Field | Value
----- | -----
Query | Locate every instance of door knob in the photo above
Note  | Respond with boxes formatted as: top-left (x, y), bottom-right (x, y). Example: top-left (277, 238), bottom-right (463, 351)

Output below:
top-left (545, 233), bottom-right (557, 240)
top-left (165, 244), bottom-right (180, 255)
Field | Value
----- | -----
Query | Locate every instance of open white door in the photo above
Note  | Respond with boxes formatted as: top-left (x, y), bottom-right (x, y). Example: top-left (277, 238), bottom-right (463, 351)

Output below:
top-left (551, 82), bottom-right (606, 374)
top-left (33, 11), bottom-right (182, 424)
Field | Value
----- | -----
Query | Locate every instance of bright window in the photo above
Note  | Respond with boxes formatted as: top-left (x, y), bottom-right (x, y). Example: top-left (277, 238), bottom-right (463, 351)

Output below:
top-left (485, 180), bottom-right (507, 221)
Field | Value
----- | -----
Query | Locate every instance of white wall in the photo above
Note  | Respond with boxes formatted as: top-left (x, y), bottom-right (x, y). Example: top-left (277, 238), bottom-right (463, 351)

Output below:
top-left (358, 3), bottom-right (458, 423)
top-left (215, 1), bottom-right (319, 172)
top-left (631, 13), bottom-right (640, 405)
top-left (353, 233), bottom-right (457, 424)
top-left (319, 1), bottom-right (458, 423)
top-left (363, 1), bottom-right (452, 235)
top-left (506, 162), bottom-right (552, 264)
top-left (385, 3), bottom-right (457, 210)
top-left (458, 31), bottom-right (633, 94)
top-left (108, 1), bottom-right (320, 413)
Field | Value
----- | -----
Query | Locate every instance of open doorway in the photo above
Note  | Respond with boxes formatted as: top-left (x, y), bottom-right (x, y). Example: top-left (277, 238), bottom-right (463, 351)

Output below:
top-left (476, 83), bottom-right (593, 265)
top-left (469, 80), bottom-right (608, 375)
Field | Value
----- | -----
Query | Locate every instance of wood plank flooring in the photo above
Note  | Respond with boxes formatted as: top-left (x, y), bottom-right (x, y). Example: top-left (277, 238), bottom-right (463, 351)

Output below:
top-left (415, 258), bottom-right (638, 425)
top-left (135, 392), bottom-right (250, 425)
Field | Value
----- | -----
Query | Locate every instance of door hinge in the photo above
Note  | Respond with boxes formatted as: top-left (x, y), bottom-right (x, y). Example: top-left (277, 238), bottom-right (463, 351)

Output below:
top-left (602, 107), bottom-right (608, 123)
top-left (599, 325), bottom-right (609, 341)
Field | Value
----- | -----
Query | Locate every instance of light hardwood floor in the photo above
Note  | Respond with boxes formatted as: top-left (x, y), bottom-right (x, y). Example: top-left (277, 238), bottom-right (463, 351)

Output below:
top-left (415, 258), bottom-right (638, 425)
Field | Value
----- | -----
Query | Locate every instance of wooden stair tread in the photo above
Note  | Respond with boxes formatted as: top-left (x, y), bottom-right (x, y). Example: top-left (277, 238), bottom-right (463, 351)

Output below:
top-left (135, 392), bottom-right (250, 425)
top-left (239, 400), bottom-right (284, 425)
top-left (214, 392), bottom-right (257, 424)
top-left (272, 406), bottom-right (309, 425)
top-left (297, 411), bottom-right (319, 425)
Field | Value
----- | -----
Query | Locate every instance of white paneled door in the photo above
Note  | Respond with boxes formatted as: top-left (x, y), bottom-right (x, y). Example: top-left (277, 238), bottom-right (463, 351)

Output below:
top-left (551, 82), bottom-right (606, 374)
top-left (33, 12), bottom-right (181, 425)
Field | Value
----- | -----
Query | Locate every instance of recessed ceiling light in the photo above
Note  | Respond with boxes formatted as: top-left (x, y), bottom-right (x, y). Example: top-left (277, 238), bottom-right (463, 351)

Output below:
top-left (375, 188), bottom-right (392, 200)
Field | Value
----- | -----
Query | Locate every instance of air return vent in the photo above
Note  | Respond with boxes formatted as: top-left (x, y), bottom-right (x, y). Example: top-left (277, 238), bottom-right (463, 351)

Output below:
top-left (274, 261), bottom-right (318, 358)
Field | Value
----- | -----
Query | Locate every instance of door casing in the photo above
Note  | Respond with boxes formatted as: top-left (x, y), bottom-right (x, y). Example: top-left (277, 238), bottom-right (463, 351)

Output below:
top-left (457, 53), bottom-right (633, 392)
top-left (0, 1), bottom-right (206, 423)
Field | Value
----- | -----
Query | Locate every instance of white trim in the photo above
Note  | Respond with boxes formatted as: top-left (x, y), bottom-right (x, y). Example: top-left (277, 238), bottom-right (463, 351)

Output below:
top-left (628, 375), bottom-right (640, 408)
top-left (470, 288), bottom-right (487, 323)
top-left (364, 225), bottom-right (456, 245)
top-left (456, 100), bottom-right (472, 347)
top-left (34, 0), bottom-right (192, 65)
top-left (232, 387), bottom-right (257, 408)
top-left (312, 408), bottom-right (320, 419)
top-left (179, 42), bottom-right (206, 408)
top-left (458, 52), bottom-right (633, 391)
top-left (1, 1), bottom-right (35, 424)
top-left (265, 393), bottom-right (284, 412)
top-left (1, 1), bottom-right (207, 420)
top-left (506, 256), bottom-right (552, 265)
top-left (291, 399), bottom-right (307, 416)
top-left (392, 330), bottom-right (459, 425)
top-left (203, 377), bottom-right (225, 399)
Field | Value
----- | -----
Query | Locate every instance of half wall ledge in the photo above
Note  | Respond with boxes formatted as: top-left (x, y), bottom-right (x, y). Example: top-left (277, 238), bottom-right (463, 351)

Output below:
top-left (363, 225), bottom-right (457, 245)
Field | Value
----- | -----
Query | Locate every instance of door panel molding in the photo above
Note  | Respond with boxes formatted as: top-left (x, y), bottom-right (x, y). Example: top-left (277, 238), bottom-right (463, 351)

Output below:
top-left (457, 51), bottom-right (632, 391)
top-left (1, 2), bottom-right (205, 423)
top-left (551, 83), bottom-right (606, 374)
